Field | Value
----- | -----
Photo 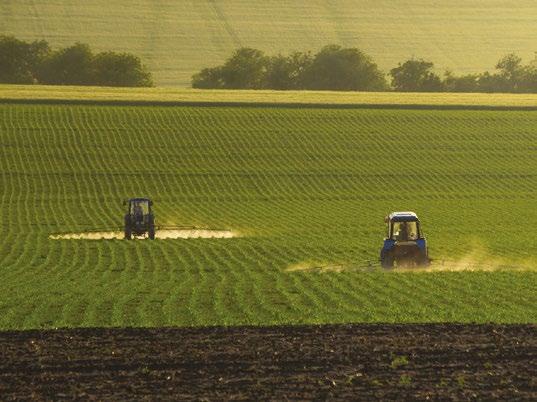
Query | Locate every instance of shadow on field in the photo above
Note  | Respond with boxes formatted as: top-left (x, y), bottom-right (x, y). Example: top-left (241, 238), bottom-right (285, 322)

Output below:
top-left (4, 98), bottom-right (537, 111)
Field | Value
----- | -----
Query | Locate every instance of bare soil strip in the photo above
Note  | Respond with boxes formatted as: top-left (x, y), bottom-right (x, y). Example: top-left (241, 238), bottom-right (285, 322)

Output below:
top-left (0, 324), bottom-right (535, 400)
top-left (49, 229), bottom-right (237, 240)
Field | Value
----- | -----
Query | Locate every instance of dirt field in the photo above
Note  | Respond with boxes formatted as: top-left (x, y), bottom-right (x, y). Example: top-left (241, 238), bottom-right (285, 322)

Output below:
top-left (1, 324), bottom-right (535, 400)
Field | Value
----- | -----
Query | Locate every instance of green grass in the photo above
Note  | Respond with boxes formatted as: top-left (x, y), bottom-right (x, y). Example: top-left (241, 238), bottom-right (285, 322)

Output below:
top-left (2, 1), bottom-right (537, 86)
top-left (4, 85), bottom-right (537, 109)
top-left (1, 101), bottom-right (536, 329)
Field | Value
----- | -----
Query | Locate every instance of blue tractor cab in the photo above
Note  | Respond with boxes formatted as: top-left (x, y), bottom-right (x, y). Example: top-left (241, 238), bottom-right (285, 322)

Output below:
top-left (380, 211), bottom-right (429, 268)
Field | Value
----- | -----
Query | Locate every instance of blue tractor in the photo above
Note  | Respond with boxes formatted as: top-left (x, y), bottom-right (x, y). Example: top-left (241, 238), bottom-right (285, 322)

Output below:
top-left (380, 212), bottom-right (429, 268)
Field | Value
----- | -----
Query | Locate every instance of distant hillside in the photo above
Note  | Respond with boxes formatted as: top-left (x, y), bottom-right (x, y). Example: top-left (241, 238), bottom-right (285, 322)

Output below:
top-left (2, 0), bottom-right (537, 87)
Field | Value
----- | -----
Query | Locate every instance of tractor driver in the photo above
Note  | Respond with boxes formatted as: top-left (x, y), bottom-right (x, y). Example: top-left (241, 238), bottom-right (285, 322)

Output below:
top-left (397, 222), bottom-right (409, 241)
top-left (133, 202), bottom-right (144, 218)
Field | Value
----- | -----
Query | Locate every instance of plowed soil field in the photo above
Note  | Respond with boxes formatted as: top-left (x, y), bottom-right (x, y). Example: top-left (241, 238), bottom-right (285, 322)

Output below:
top-left (1, 324), bottom-right (535, 400)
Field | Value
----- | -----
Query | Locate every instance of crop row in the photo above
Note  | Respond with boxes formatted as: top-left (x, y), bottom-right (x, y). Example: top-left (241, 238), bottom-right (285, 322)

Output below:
top-left (0, 103), bottom-right (536, 329)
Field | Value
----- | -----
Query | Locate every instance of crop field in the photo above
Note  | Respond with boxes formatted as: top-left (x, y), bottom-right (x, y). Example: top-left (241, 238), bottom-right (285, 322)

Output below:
top-left (1, 99), bottom-right (537, 330)
top-left (5, 85), bottom-right (537, 109)
top-left (2, 1), bottom-right (537, 86)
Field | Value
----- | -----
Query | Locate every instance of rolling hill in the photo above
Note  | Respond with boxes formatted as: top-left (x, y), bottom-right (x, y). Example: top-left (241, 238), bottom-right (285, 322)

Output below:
top-left (2, 0), bottom-right (537, 86)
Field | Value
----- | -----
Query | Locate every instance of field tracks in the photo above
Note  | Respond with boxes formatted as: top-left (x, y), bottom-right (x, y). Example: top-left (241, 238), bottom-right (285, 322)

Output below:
top-left (207, 0), bottom-right (242, 48)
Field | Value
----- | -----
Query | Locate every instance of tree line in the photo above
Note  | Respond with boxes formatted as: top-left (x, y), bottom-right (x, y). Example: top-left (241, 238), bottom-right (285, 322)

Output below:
top-left (3, 35), bottom-right (537, 92)
top-left (192, 45), bottom-right (387, 91)
top-left (0, 35), bottom-right (152, 87)
top-left (193, 45), bottom-right (537, 93)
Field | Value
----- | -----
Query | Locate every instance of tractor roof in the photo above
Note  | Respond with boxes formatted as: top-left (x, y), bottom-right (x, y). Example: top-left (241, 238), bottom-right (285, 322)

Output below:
top-left (388, 211), bottom-right (419, 222)
top-left (129, 198), bottom-right (151, 202)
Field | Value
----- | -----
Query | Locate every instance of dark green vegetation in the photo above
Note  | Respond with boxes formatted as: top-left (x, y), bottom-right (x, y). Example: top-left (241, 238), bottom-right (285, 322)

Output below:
top-left (194, 46), bottom-right (537, 93)
top-left (1, 102), bottom-right (536, 329)
top-left (192, 46), bottom-right (387, 91)
top-left (0, 36), bottom-right (152, 86)
top-left (391, 55), bottom-right (537, 93)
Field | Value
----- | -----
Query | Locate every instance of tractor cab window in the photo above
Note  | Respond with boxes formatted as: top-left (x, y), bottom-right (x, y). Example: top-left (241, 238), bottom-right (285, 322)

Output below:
top-left (391, 221), bottom-right (419, 241)
top-left (130, 200), bottom-right (149, 216)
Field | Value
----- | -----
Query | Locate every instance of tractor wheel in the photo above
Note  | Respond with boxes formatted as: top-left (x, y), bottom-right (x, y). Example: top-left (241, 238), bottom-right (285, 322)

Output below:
top-left (381, 252), bottom-right (394, 269)
top-left (124, 215), bottom-right (132, 240)
top-left (148, 225), bottom-right (156, 240)
top-left (418, 255), bottom-right (430, 267)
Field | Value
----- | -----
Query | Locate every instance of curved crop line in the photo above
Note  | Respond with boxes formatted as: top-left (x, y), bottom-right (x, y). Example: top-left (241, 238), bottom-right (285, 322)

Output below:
top-left (1, 104), bottom-right (537, 328)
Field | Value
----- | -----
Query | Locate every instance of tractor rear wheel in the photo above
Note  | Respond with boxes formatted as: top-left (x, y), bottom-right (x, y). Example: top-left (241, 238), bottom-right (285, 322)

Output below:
top-left (124, 215), bottom-right (132, 240)
top-left (417, 255), bottom-right (430, 267)
top-left (381, 252), bottom-right (394, 269)
top-left (148, 225), bottom-right (155, 240)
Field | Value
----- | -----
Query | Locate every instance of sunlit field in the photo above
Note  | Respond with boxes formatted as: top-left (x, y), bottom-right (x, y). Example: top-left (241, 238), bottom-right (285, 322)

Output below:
top-left (1, 99), bottom-right (536, 329)
top-left (4, 85), bottom-right (537, 109)
top-left (3, 0), bottom-right (537, 86)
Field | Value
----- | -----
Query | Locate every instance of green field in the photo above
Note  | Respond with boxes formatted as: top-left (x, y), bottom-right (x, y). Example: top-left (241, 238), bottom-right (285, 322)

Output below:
top-left (1, 93), bottom-right (536, 330)
top-left (2, 1), bottom-right (537, 86)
